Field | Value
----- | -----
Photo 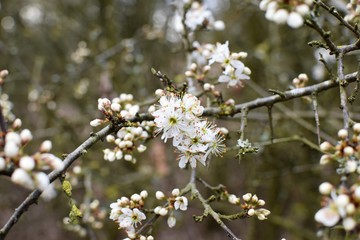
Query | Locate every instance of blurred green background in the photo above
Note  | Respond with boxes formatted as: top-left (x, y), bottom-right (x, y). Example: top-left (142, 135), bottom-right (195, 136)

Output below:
top-left (0, 0), bottom-right (359, 239)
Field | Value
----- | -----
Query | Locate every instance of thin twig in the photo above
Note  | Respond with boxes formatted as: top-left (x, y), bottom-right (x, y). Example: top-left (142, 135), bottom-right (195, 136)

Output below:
top-left (311, 93), bottom-right (321, 145)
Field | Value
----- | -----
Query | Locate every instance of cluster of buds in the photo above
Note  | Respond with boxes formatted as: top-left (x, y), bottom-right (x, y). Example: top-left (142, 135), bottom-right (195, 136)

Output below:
top-left (319, 124), bottom-right (360, 175)
top-left (182, 1), bottom-right (225, 32)
top-left (292, 73), bottom-right (309, 88)
top-left (154, 188), bottom-right (189, 228)
top-left (0, 93), bottom-right (16, 122)
top-left (259, 0), bottom-right (313, 28)
top-left (109, 191), bottom-right (148, 238)
top-left (0, 118), bottom-right (64, 194)
top-left (315, 182), bottom-right (360, 231)
top-left (90, 93), bottom-right (140, 127)
top-left (228, 193), bottom-right (270, 220)
top-left (63, 199), bottom-right (107, 237)
top-left (344, 0), bottom-right (360, 23)
top-left (103, 123), bottom-right (152, 163)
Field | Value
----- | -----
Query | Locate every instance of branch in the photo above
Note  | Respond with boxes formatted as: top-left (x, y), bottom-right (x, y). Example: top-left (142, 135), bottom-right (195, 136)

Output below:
top-left (0, 124), bottom-right (115, 240)
top-left (203, 72), bottom-right (357, 116)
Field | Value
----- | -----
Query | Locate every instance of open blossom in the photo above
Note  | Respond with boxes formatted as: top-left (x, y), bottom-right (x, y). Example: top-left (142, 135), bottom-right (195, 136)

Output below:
top-left (209, 41), bottom-right (250, 88)
top-left (118, 208), bottom-right (146, 230)
top-left (315, 206), bottom-right (340, 227)
top-left (152, 93), bottom-right (225, 169)
top-left (174, 196), bottom-right (188, 211)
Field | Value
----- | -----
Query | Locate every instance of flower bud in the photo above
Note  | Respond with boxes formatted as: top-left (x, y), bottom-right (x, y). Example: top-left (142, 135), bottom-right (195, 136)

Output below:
top-left (344, 146), bottom-right (354, 156)
top-left (242, 193), bottom-right (252, 202)
top-left (12, 118), bottom-right (22, 129)
top-left (20, 129), bottom-right (33, 143)
top-left (320, 141), bottom-right (333, 152)
top-left (90, 119), bottom-right (103, 127)
top-left (159, 207), bottom-right (168, 216)
top-left (34, 172), bottom-right (50, 191)
top-left (19, 156), bottom-right (36, 171)
top-left (319, 182), bottom-right (333, 195)
top-left (11, 168), bottom-right (34, 189)
top-left (131, 194), bottom-right (142, 202)
top-left (40, 140), bottom-right (52, 153)
top-left (172, 188), bottom-right (180, 197)
top-left (140, 190), bottom-right (148, 199)
top-left (0, 157), bottom-right (5, 170)
top-left (343, 217), bottom-right (356, 231)
top-left (4, 142), bottom-right (19, 158)
top-left (6, 132), bottom-right (21, 145)
top-left (247, 208), bottom-right (255, 216)
top-left (338, 129), bottom-right (348, 139)
top-left (110, 103), bottom-right (121, 112)
top-left (156, 191), bottom-right (165, 200)
top-left (353, 123), bottom-right (360, 134)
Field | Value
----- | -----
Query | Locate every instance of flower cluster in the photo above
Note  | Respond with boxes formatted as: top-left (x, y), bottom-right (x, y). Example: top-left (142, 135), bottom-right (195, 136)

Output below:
top-left (259, 0), bottom-right (313, 28)
top-left (228, 192), bottom-right (271, 220)
top-left (209, 41), bottom-right (251, 88)
top-left (0, 118), bottom-right (64, 195)
top-left (315, 124), bottom-right (360, 231)
top-left (152, 92), bottom-right (225, 168)
top-left (315, 182), bottom-right (360, 231)
top-left (319, 125), bottom-right (360, 174)
top-left (91, 93), bottom-right (140, 127)
top-left (183, 1), bottom-right (225, 32)
top-left (154, 188), bottom-right (189, 228)
top-left (110, 191), bottom-right (148, 238)
top-left (344, 1), bottom-right (360, 23)
top-left (292, 73), bottom-right (309, 89)
top-left (91, 94), bottom-right (154, 163)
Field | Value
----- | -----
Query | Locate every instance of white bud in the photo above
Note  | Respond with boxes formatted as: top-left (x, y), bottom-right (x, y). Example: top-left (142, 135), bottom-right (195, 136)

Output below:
top-left (159, 208), bottom-right (168, 216)
top-left (124, 154), bottom-right (132, 161)
top-left (148, 105), bottom-right (156, 113)
top-left (345, 160), bottom-right (357, 173)
top-left (219, 127), bottom-right (229, 135)
top-left (12, 118), bottom-right (22, 129)
top-left (40, 140), bottom-right (52, 152)
top-left (338, 129), bottom-right (348, 139)
top-left (90, 119), bottom-right (103, 127)
top-left (115, 150), bottom-right (123, 160)
top-left (172, 188), bottom-right (180, 197)
top-left (228, 194), bottom-right (240, 204)
top-left (346, 203), bottom-right (356, 215)
top-left (203, 83), bottom-right (212, 91)
top-left (140, 190), bottom-right (148, 199)
top-left (155, 89), bottom-right (164, 96)
top-left (320, 141), bottom-right (333, 152)
top-left (20, 129), bottom-right (33, 143)
top-left (344, 146), bottom-right (354, 156)
top-left (273, 9), bottom-right (289, 24)
top-left (353, 186), bottom-right (360, 200)
top-left (244, 67), bottom-right (251, 75)
top-left (19, 156), bottom-right (36, 171)
top-left (140, 236), bottom-right (146, 240)
top-left (213, 20), bottom-right (225, 30)
top-left (125, 141), bottom-right (133, 148)
top-left (154, 206), bottom-right (162, 214)
top-left (110, 103), bottom-right (121, 112)
top-left (335, 194), bottom-right (350, 207)
top-left (258, 199), bottom-right (266, 206)
top-left (167, 215), bottom-right (176, 228)
top-left (106, 135), bottom-right (115, 142)
top-left (147, 236), bottom-right (154, 240)
top-left (156, 191), bottom-right (165, 200)
top-left (319, 182), bottom-right (333, 195)
top-left (320, 154), bottom-right (331, 165)
top-left (4, 142), bottom-right (19, 158)
top-left (5, 132), bottom-right (21, 145)
top-left (131, 193), bottom-right (142, 202)
top-left (247, 208), bottom-right (255, 216)
top-left (287, 12), bottom-right (304, 28)
top-left (238, 52), bottom-right (248, 58)
top-left (97, 98), bottom-right (111, 111)
top-left (243, 193), bottom-right (252, 202)
top-left (0, 157), bottom-right (6, 170)
top-left (34, 172), bottom-right (50, 191)
top-left (137, 145), bottom-right (147, 153)
top-left (11, 168), bottom-right (34, 189)
top-left (296, 4), bottom-right (310, 16)
top-left (251, 194), bottom-right (258, 203)
top-left (343, 217), bottom-right (356, 231)
top-left (107, 151), bottom-right (116, 162)
top-left (353, 123), bottom-right (360, 133)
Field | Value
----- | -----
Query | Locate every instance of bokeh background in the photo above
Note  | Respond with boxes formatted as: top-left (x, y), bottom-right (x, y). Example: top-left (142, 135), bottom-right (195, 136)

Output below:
top-left (0, 0), bottom-right (359, 239)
